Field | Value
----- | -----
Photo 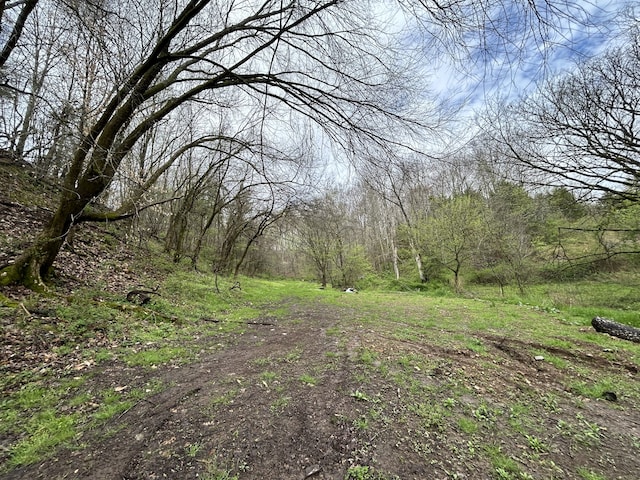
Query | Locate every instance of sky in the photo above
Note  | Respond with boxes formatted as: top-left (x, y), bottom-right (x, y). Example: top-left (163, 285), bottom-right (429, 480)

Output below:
top-left (428, 0), bottom-right (633, 129)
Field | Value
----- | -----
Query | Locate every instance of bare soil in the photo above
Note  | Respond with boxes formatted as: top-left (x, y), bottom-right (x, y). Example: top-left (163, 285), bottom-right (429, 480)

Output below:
top-left (2, 295), bottom-right (640, 480)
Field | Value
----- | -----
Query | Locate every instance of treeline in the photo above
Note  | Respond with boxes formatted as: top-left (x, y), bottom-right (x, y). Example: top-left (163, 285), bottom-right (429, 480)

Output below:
top-left (126, 164), bottom-right (640, 291)
top-left (1, 2), bottom-right (638, 290)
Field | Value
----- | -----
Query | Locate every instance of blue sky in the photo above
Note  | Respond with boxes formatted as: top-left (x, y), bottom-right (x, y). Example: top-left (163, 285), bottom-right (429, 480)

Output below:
top-left (429, 0), bottom-right (632, 126)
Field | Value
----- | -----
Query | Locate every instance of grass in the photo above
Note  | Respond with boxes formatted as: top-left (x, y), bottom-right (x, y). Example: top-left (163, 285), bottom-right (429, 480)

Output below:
top-left (299, 373), bottom-right (318, 386)
top-left (3, 271), bottom-right (640, 475)
top-left (124, 346), bottom-right (190, 366)
top-left (577, 468), bottom-right (607, 480)
top-left (270, 395), bottom-right (291, 414)
top-left (8, 410), bottom-right (77, 468)
top-left (457, 417), bottom-right (479, 434)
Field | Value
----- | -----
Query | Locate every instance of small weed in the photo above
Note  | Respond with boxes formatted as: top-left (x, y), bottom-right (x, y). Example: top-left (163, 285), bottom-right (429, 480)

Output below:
top-left (525, 434), bottom-right (548, 453)
top-left (556, 419), bottom-right (571, 435)
top-left (252, 356), bottom-right (271, 367)
top-left (344, 464), bottom-right (394, 480)
top-left (260, 371), bottom-right (278, 382)
top-left (345, 465), bottom-right (373, 480)
top-left (541, 393), bottom-right (560, 413)
top-left (284, 347), bottom-right (303, 363)
top-left (200, 459), bottom-right (239, 480)
top-left (210, 390), bottom-right (237, 408)
top-left (575, 416), bottom-right (603, 447)
top-left (299, 374), bottom-right (318, 386)
top-left (443, 397), bottom-right (456, 409)
top-left (354, 415), bottom-right (369, 430)
top-left (410, 402), bottom-right (448, 432)
top-left (467, 439), bottom-right (479, 455)
top-left (350, 390), bottom-right (371, 402)
top-left (577, 467), bottom-right (606, 480)
top-left (185, 442), bottom-right (202, 457)
top-left (508, 403), bottom-right (531, 424)
top-left (473, 403), bottom-right (499, 422)
top-left (270, 396), bottom-right (290, 414)
top-left (485, 444), bottom-right (522, 479)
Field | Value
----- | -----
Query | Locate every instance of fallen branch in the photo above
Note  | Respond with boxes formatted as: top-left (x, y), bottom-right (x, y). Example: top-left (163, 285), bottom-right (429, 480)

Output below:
top-left (592, 316), bottom-right (640, 343)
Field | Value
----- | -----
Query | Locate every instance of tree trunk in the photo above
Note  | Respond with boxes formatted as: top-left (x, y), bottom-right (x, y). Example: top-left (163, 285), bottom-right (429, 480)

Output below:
top-left (453, 269), bottom-right (461, 292)
top-left (320, 270), bottom-right (327, 289)
top-left (592, 317), bottom-right (640, 343)
top-left (392, 242), bottom-right (400, 280)
top-left (414, 251), bottom-right (426, 283)
top-left (0, 195), bottom-right (82, 289)
top-left (191, 200), bottom-right (224, 269)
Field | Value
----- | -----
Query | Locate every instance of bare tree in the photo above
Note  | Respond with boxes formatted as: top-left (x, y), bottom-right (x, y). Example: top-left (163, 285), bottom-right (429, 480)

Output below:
top-left (0, 0), bottom-right (608, 289)
top-left (1, 0), bottom-right (428, 288)
top-left (361, 157), bottom-right (434, 282)
top-left (0, 0), bottom-right (38, 70)
top-left (295, 193), bottom-right (351, 288)
top-left (490, 30), bottom-right (640, 200)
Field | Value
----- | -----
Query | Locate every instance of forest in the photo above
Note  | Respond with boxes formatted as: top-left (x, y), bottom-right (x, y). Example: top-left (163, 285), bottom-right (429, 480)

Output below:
top-left (0, 1), bottom-right (638, 292)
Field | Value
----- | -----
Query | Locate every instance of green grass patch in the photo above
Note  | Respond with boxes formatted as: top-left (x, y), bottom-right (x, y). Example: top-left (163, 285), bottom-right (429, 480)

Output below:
top-left (299, 373), bottom-right (318, 386)
top-left (209, 389), bottom-right (238, 408)
top-left (457, 416), bottom-right (479, 434)
top-left (569, 377), bottom-right (624, 400)
top-left (357, 347), bottom-right (379, 366)
top-left (7, 409), bottom-right (77, 468)
top-left (92, 396), bottom-right (134, 423)
top-left (577, 467), bottom-right (607, 480)
top-left (124, 346), bottom-right (189, 366)
top-left (270, 395), bottom-right (291, 414)
top-left (484, 444), bottom-right (525, 479)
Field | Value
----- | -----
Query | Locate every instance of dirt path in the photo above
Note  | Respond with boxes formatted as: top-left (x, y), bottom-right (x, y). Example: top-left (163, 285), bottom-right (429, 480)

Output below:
top-left (3, 299), bottom-right (640, 480)
top-left (4, 301), bottom-right (368, 479)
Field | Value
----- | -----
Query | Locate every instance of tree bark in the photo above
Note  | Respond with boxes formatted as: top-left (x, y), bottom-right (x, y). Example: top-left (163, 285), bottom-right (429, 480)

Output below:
top-left (414, 250), bottom-right (426, 283)
top-left (0, 194), bottom-right (80, 289)
top-left (592, 317), bottom-right (640, 343)
top-left (392, 242), bottom-right (400, 280)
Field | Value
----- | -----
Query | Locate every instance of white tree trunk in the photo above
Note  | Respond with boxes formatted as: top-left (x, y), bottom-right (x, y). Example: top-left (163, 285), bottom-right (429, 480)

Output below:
top-left (392, 242), bottom-right (400, 280)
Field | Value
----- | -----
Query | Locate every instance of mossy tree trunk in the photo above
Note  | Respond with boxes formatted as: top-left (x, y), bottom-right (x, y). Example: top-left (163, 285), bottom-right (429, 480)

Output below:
top-left (0, 167), bottom-right (112, 289)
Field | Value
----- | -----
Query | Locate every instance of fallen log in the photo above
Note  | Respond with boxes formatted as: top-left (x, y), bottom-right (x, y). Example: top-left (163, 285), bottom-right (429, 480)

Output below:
top-left (592, 316), bottom-right (640, 343)
top-left (126, 285), bottom-right (161, 305)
